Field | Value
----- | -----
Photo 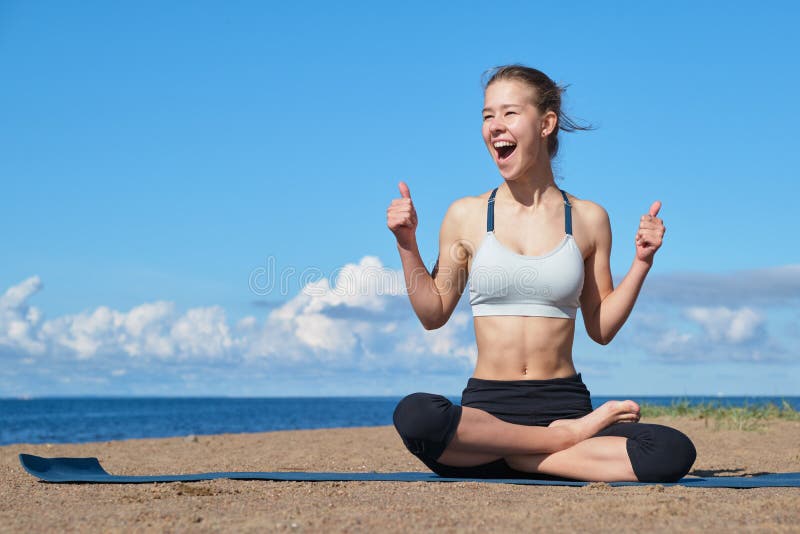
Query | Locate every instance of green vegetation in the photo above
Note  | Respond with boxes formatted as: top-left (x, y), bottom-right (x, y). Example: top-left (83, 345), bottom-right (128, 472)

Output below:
top-left (640, 399), bottom-right (800, 431)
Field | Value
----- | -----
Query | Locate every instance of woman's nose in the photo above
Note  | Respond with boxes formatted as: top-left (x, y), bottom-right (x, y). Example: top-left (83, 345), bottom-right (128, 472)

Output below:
top-left (488, 117), bottom-right (505, 133)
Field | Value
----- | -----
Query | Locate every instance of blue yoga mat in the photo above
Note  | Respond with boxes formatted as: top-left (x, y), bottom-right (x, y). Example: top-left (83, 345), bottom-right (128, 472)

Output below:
top-left (19, 454), bottom-right (800, 488)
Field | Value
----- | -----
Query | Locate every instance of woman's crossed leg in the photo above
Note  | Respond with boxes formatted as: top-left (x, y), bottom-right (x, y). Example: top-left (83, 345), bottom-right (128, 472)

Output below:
top-left (393, 393), bottom-right (696, 482)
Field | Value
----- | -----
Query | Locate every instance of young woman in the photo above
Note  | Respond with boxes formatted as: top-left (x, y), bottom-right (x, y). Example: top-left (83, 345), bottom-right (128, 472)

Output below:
top-left (386, 65), bottom-right (696, 482)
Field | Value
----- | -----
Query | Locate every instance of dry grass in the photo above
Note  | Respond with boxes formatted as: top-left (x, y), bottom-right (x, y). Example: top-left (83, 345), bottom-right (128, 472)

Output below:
top-left (640, 399), bottom-right (800, 431)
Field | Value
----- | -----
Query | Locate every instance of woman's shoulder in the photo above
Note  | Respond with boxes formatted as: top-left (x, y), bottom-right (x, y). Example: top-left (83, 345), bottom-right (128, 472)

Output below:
top-left (456, 188), bottom-right (496, 204)
top-left (563, 192), bottom-right (612, 249)
top-left (444, 189), bottom-right (494, 221)
top-left (562, 190), bottom-right (609, 224)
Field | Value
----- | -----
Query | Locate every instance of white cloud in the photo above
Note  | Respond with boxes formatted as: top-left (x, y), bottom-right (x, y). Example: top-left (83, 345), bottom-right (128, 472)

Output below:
top-left (397, 311), bottom-right (477, 365)
top-left (684, 306), bottom-right (764, 343)
top-left (1, 278), bottom-right (245, 362)
top-left (0, 256), bottom-right (472, 374)
top-left (5, 260), bottom-right (797, 380)
top-left (259, 256), bottom-right (402, 359)
top-left (651, 328), bottom-right (694, 355)
top-left (170, 306), bottom-right (235, 359)
top-left (641, 264), bottom-right (800, 306)
top-left (610, 265), bottom-right (800, 364)
top-left (0, 275), bottom-right (43, 309)
top-left (0, 276), bottom-right (46, 355)
top-left (621, 305), bottom-right (790, 364)
top-left (257, 255), bottom-right (472, 371)
top-left (293, 313), bottom-right (358, 353)
top-left (121, 304), bottom-right (176, 358)
top-left (41, 306), bottom-right (124, 360)
top-left (300, 255), bottom-right (405, 311)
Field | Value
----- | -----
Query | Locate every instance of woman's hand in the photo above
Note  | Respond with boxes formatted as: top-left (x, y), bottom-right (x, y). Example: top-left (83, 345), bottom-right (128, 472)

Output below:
top-left (635, 201), bottom-right (665, 265)
top-left (387, 181), bottom-right (418, 249)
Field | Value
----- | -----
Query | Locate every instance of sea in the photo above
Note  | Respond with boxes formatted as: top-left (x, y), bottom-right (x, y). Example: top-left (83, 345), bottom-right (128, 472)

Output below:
top-left (1, 396), bottom-right (798, 446)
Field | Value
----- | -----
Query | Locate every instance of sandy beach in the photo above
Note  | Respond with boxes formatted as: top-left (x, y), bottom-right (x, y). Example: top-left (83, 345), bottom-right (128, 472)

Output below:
top-left (2, 416), bottom-right (799, 533)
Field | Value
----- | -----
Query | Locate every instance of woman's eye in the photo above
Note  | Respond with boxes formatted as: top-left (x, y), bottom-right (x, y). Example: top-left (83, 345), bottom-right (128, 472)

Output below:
top-left (482, 115), bottom-right (493, 121)
top-left (505, 111), bottom-right (516, 116)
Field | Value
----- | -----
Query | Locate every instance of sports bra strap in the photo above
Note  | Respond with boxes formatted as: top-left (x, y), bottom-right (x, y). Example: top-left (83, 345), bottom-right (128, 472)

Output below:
top-left (559, 189), bottom-right (572, 235)
top-left (486, 186), bottom-right (572, 235)
top-left (487, 187), bottom-right (498, 232)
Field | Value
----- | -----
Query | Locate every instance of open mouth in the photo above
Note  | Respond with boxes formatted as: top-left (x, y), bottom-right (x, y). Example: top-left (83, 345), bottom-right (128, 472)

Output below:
top-left (494, 141), bottom-right (516, 160)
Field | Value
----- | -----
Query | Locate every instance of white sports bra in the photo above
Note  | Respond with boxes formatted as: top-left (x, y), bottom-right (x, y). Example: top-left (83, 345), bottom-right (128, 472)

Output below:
top-left (468, 187), bottom-right (585, 319)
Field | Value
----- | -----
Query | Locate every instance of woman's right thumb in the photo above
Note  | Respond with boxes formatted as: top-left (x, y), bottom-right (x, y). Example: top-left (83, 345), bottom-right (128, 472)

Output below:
top-left (398, 181), bottom-right (411, 199)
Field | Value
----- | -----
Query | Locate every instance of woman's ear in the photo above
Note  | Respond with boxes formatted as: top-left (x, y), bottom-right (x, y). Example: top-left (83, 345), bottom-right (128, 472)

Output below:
top-left (542, 110), bottom-right (558, 137)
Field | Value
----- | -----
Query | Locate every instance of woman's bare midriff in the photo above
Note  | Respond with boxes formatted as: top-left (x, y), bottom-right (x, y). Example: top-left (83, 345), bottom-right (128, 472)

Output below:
top-left (471, 314), bottom-right (578, 380)
top-left (462, 192), bottom-right (584, 381)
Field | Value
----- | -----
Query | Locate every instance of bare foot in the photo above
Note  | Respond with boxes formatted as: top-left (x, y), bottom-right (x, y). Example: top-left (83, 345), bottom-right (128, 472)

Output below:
top-left (551, 401), bottom-right (640, 443)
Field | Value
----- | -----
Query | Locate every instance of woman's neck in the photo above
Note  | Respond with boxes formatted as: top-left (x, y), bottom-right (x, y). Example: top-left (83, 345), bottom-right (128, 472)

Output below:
top-left (501, 164), bottom-right (559, 209)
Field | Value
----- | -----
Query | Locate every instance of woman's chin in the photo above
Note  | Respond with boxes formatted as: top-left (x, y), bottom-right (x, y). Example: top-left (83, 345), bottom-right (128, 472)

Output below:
top-left (495, 156), bottom-right (522, 179)
top-left (496, 158), bottom-right (538, 181)
top-left (497, 167), bottom-right (521, 181)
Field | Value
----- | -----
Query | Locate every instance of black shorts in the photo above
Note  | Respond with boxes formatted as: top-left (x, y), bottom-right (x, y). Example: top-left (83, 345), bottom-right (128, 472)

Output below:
top-left (393, 374), bottom-right (696, 482)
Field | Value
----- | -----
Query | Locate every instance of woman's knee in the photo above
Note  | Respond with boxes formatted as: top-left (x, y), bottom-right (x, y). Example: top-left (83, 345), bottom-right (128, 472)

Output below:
top-left (626, 424), bottom-right (696, 482)
top-left (393, 393), bottom-right (462, 459)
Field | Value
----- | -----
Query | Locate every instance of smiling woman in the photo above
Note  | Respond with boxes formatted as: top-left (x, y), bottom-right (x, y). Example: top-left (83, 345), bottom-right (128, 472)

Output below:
top-left (386, 64), bottom-right (695, 482)
top-left (480, 65), bottom-right (593, 164)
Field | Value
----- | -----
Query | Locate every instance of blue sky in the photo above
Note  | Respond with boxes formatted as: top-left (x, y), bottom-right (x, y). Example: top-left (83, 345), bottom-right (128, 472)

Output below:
top-left (1, 1), bottom-right (799, 397)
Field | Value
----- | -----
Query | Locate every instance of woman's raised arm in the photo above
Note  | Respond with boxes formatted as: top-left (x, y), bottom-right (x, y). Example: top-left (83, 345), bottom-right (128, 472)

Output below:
top-left (387, 181), bottom-right (471, 330)
top-left (580, 201), bottom-right (665, 344)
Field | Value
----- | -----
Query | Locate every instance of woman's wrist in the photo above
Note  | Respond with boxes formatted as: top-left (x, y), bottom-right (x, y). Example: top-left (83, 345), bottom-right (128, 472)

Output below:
top-left (631, 256), bottom-right (653, 275)
top-left (396, 235), bottom-right (419, 253)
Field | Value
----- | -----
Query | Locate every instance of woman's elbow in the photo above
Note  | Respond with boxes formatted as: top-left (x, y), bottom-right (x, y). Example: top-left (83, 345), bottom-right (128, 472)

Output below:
top-left (421, 317), bottom-right (445, 330)
top-left (588, 329), bottom-right (613, 345)
top-left (419, 309), bottom-right (449, 330)
top-left (596, 336), bottom-right (612, 346)
top-left (416, 300), bottom-right (451, 330)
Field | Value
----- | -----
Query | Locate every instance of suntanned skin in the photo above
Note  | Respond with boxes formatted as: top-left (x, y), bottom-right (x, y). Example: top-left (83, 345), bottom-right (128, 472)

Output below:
top-left (386, 78), bottom-right (666, 481)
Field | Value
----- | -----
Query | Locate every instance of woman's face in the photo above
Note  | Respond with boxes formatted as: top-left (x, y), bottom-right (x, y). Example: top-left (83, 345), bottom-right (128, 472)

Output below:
top-left (482, 79), bottom-right (551, 180)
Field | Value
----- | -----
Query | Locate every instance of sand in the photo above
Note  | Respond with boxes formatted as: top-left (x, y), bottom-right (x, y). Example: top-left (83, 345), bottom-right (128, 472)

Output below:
top-left (2, 416), bottom-right (799, 533)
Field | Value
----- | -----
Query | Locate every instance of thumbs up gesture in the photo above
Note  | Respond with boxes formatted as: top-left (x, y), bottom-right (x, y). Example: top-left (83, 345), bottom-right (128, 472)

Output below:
top-left (635, 201), bottom-right (665, 264)
top-left (387, 181), bottom-right (418, 248)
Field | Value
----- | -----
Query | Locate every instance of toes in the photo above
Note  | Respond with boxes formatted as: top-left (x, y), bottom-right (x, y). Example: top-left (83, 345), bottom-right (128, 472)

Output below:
top-left (600, 400), bottom-right (641, 418)
top-left (620, 400), bottom-right (640, 414)
top-left (610, 400), bottom-right (633, 411)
